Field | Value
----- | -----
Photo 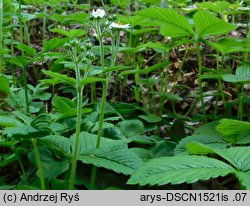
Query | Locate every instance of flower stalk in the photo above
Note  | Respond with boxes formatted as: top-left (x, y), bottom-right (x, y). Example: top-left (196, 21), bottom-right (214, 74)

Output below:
top-left (66, 39), bottom-right (94, 189)
top-left (90, 10), bottom-right (128, 188)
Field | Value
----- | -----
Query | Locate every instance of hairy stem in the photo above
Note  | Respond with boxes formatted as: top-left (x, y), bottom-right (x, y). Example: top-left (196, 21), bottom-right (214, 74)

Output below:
top-left (32, 139), bottom-right (45, 190)
top-left (0, 0), bottom-right (3, 74)
top-left (90, 29), bottom-right (121, 189)
top-left (196, 41), bottom-right (206, 121)
top-left (69, 61), bottom-right (83, 190)
top-left (238, 83), bottom-right (244, 121)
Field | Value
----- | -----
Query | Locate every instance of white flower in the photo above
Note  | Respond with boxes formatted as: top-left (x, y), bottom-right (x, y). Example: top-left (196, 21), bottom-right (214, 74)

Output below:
top-left (109, 22), bottom-right (130, 30)
top-left (92, 8), bottom-right (105, 19)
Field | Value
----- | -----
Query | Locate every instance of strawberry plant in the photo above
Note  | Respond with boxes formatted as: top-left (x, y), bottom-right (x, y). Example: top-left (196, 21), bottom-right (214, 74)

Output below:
top-left (0, 0), bottom-right (250, 190)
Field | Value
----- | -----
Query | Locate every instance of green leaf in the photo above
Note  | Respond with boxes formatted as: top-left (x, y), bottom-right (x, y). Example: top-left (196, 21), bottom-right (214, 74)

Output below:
top-left (0, 154), bottom-right (18, 168)
top-left (0, 75), bottom-right (10, 98)
top-left (50, 28), bottom-right (70, 37)
top-left (135, 8), bottom-right (194, 37)
top-left (80, 77), bottom-right (105, 87)
top-left (15, 185), bottom-right (40, 190)
top-left (50, 178), bottom-right (69, 190)
top-left (50, 13), bottom-right (68, 23)
top-left (52, 96), bottom-right (75, 113)
top-left (175, 126), bottom-right (229, 155)
top-left (31, 114), bottom-right (51, 133)
top-left (8, 57), bottom-right (28, 67)
top-left (150, 140), bottom-right (176, 158)
top-left (50, 28), bottom-right (86, 38)
top-left (187, 142), bottom-right (216, 155)
top-left (79, 148), bottom-right (142, 175)
top-left (216, 119), bottom-right (250, 143)
top-left (73, 132), bottom-right (142, 175)
top-left (235, 171), bottom-right (250, 189)
top-left (39, 78), bottom-right (62, 86)
top-left (43, 37), bottom-right (68, 52)
top-left (152, 92), bottom-right (183, 103)
top-left (137, 42), bottom-right (169, 53)
top-left (139, 0), bottom-right (161, 4)
top-left (214, 147), bottom-right (250, 172)
top-left (102, 127), bottom-right (126, 140)
top-left (16, 43), bottom-right (36, 56)
top-left (0, 115), bottom-right (23, 127)
top-left (0, 138), bottom-right (18, 147)
top-left (69, 29), bottom-right (86, 37)
top-left (130, 147), bottom-right (153, 161)
top-left (43, 131), bottom-right (141, 176)
top-left (64, 12), bottom-right (88, 23)
top-left (200, 68), bottom-right (224, 80)
top-left (194, 10), bottom-right (237, 37)
top-left (236, 63), bottom-right (250, 78)
top-left (103, 66), bottom-right (130, 73)
top-left (139, 114), bottom-right (162, 123)
top-left (110, 0), bottom-right (131, 9)
top-left (204, 38), bottom-right (250, 54)
top-left (223, 63), bottom-right (250, 83)
top-left (4, 125), bottom-right (50, 139)
top-left (28, 148), bottom-right (70, 179)
top-left (55, 108), bottom-right (92, 121)
top-left (15, 185), bottom-right (39, 190)
top-left (41, 135), bottom-right (71, 155)
top-left (188, 143), bottom-right (250, 172)
top-left (71, 132), bottom-right (128, 154)
top-left (132, 28), bottom-right (158, 35)
top-left (127, 155), bottom-right (235, 186)
top-left (119, 62), bottom-right (168, 76)
top-left (43, 70), bottom-right (76, 86)
top-left (12, 110), bottom-right (32, 125)
top-left (119, 119), bottom-right (145, 137)
top-left (90, 122), bottom-right (114, 133)
top-left (197, 1), bottom-right (230, 13)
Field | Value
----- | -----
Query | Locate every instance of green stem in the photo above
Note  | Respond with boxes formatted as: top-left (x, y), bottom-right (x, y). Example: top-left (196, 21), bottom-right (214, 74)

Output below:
top-left (18, 0), bottom-right (29, 112)
top-left (91, 83), bottom-right (96, 103)
top-left (42, 6), bottom-right (47, 45)
top-left (14, 148), bottom-right (28, 185)
top-left (11, 27), bottom-right (16, 86)
top-left (90, 164), bottom-right (97, 189)
top-left (90, 19), bottom-right (104, 103)
top-left (111, 31), bottom-right (121, 101)
top-left (90, 28), bottom-right (121, 190)
top-left (196, 41), bottom-right (206, 121)
top-left (23, 65), bottom-right (30, 113)
top-left (32, 139), bottom-right (45, 190)
top-left (159, 52), bottom-right (168, 117)
top-left (215, 51), bottom-right (226, 117)
top-left (18, 0), bottom-right (24, 46)
top-left (96, 80), bottom-right (108, 148)
top-left (238, 83), bottom-right (244, 120)
top-left (90, 80), bottom-right (108, 189)
top-left (24, 23), bottom-right (30, 46)
top-left (0, 0), bottom-right (3, 74)
top-left (96, 20), bottom-right (104, 70)
top-left (69, 61), bottom-right (83, 190)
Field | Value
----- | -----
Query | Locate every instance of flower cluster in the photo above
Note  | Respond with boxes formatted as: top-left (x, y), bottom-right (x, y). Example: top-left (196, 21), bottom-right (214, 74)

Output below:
top-left (64, 38), bottom-right (95, 64)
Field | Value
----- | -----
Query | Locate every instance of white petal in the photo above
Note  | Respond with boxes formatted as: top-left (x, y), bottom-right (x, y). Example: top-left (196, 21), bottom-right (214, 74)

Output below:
top-left (92, 8), bottom-right (105, 19)
top-left (109, 22), bottom-right (130, 29)
top-left (97, 9), bottom-right (105, 18)
top-left (92, 10), bottom-right (98, 18)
